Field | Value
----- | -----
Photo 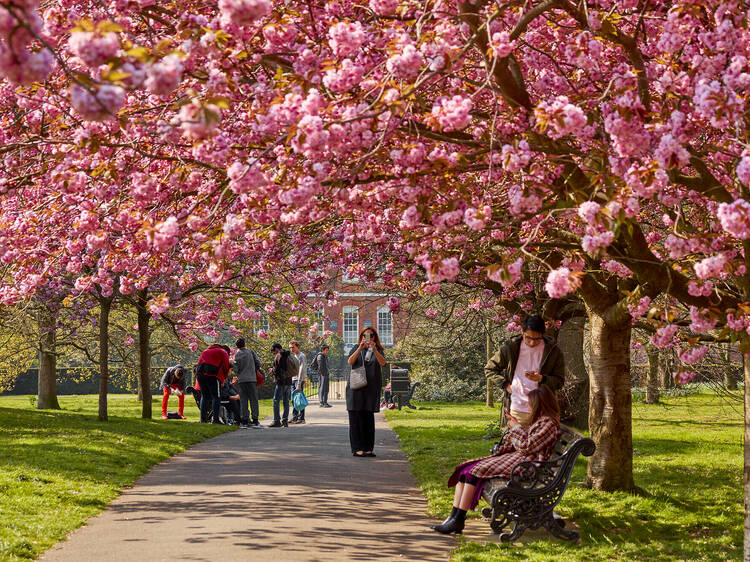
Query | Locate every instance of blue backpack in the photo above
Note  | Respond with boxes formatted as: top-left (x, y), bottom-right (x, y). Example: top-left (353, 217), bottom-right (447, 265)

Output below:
top-left (292, 389), bottom-right (309, 411)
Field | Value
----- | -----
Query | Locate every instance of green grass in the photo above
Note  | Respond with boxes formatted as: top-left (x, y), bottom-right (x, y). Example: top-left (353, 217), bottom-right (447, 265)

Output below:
top-left (385, 393), bottom-right (742, 561)
top-left (0, 394), bottom-right (273, 561)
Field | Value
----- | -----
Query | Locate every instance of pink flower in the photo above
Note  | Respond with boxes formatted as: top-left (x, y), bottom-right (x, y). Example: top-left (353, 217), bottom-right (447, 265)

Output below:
top-left (487, 258), bottom-right (523, 288)
top-left (227, 160), bottom-right (269, 194)
top-left (628, 296), bottom-right (651, 319)
top-left (717, 199), bottom-right (750, 239)
top-left (68, 31), bottom-right (119, 67)
top-left (582, 231), bottom-right (615, 254)
top-left (545, 267), bottom-right (581, 298)
top-left (124, 336), bottom-right (135, 346)
top-left (689, 306), bottom-right (717, 333)
top-left (386, 44), bottom-right (424, 79)
top-left (219, 0), bottom-right (271, 26)
top-left (70, 84), bottom-right (124, 121)
top-left (179, 101), bottom-right (221, 139)
top-left (264, 301), bottom-right (276, 313)
top-left (223, 214), bottom-right (246, 238)
top-left (650, 324), bottom-right (678, 349)
top-left (535, 96), bottom-right (588, 139)
top-left (655, 134), bottom-right (690, 170)
top-left (431, 95), bottom-right (473, 132)
top-left (687, 281), bottom-right (713, 297)
top-left (257, 329), bottom-right (268, 339)
top-left (490, 32), bottom-right (515, 58)
top-left (148, 294), bottom-right (170, 316)
top-left (151, 217), bottom-right (179, 251)
top-left (369, 0), bottom-right (398, 14)
top-left (737, 150), bottom-right (750, 187)
top-left (463, 206), bottom-right (491, 230)
top-left (425, 308), bottom-right (438, 319)
top-left (694, 254), bottom-right (727, 279)
top-left (673, 371), bottom-right (697, 384)
top-left (145, 55), bottom-right (183, 96)
top-left (328, 21), bottom-right (365, 57)
top-left (322, 58), bottom-right (364, 93)
top-left (577, 201), bottom-right (601, 224)
top-left (400, 205), bottom-right (421, 229)
top-left (387, 296), bottom-right (400, 313)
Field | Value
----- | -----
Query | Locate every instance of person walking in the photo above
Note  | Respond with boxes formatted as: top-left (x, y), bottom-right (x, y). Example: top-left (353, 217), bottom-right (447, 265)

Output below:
top-left (160, 364), bottom-right (186, 420)
top-left (347, 327), bottom-right (386, 457)
top-left (313, 344), bottom-right (331, 407)
top-left (485, 314), bottom-right (565, 429)
top-left (269, 342), bottom-right (299, 428)
top-left (289, 340), bottom-right (307, 424)
top-left (232, 337), bottom-right (264, 429)
top-left (195, 344), bottom-right (231, 424)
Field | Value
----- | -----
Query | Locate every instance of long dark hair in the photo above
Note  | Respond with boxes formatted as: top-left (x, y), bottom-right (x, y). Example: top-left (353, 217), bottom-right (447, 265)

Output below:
top-left (528, 386), bottom-right (560, 424)
top-left (358, 326), bottom-right (384, 351)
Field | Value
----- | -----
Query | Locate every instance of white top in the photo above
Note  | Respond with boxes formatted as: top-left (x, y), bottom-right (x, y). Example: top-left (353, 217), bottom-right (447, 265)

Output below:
top-left (294, 351), bottom-right (307, 383)
top-left (510, 340), bottom-right (544, 413)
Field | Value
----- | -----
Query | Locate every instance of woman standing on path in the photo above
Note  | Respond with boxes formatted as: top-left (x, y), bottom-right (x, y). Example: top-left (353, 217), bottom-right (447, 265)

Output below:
top-left (347, 327), bottom-right (386, 458)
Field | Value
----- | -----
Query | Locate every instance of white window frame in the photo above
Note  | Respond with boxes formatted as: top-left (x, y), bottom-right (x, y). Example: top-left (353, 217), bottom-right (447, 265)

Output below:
top-left (254, 312), bottom-right (270, 333)
top-left (342, 271), bottom-right (360, 284)
top-left (377, 306), bottom-right (394, 346)
top-left (343, 306), bottom-right (359, 348)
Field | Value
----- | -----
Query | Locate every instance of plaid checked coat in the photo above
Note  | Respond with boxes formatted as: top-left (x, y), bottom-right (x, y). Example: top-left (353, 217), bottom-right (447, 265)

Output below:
top-left (448, 416), bottom-right (562, 485)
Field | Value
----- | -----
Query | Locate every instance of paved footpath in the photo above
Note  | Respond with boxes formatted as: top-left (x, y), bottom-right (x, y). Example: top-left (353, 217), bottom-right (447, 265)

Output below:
top-left (42, 401), bottom-right (456, 562)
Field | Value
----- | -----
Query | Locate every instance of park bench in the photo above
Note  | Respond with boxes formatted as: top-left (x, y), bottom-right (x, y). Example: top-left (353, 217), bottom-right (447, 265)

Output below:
top-left (389, 367), bottom-right (419, 410)
top-left (480, 424), bottom-right (595, 542)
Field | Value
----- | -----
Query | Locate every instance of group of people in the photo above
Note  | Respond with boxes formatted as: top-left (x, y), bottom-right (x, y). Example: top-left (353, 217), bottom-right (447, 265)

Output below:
top-left (160, 312), bottom-right (567, 535)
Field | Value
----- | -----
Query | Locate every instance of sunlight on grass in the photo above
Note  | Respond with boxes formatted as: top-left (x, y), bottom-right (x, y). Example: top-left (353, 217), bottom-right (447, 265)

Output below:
top-left (385, 393), bottom-right (742, 561)
top-left (0, 394), bottom-right (273, 561)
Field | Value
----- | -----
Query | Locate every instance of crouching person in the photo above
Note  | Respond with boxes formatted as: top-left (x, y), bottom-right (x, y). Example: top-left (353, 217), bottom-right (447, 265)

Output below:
top-left (431, 386), bottom-right (561, 535)
top-left (161, 364), bottom-right (186, 420)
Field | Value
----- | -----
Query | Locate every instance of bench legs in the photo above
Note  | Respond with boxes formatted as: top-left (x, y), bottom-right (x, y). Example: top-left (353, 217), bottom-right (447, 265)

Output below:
top-left (482, 507), bottom-right (579, 542)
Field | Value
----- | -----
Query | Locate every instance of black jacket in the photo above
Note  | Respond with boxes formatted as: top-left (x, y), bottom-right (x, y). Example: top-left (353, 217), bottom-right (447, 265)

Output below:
top-left (346, 349), bottom-right (383, 412)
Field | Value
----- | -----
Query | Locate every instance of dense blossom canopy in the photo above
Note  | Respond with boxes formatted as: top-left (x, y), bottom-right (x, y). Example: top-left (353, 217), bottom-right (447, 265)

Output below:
top-left (1, 0), bottom-right (749, 367)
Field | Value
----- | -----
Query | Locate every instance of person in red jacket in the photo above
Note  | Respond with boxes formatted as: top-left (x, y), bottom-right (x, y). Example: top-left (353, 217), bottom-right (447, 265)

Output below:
top-left (160, 364), bottom-right (186, 419)
top-left (196, 344), bottom-right (231, 424)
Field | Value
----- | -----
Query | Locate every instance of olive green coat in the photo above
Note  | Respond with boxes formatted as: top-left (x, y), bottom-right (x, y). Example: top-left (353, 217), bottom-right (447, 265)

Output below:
top-left (485, 335), bottom-right (565, 427)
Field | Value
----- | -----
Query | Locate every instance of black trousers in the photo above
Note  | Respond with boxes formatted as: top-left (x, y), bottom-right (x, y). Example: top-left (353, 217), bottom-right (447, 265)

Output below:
top-left (197, 374), bottom-right (221, 423)
top-left (348, 410), bottom-right (375, 453)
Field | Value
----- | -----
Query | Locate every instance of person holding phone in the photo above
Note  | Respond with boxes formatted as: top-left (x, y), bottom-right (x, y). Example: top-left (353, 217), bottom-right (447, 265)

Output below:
top-left (346, 327), bottom-right (386, 457)
top-left (485, 314), bottom-right (565, 428)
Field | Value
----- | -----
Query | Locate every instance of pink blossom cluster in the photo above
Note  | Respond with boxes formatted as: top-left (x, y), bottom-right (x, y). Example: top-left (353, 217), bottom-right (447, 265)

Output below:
top-left (693, 254), bottom-right (727, 280)
top-left (416, 254), bottom-right (460, 284)
top-left (673, 371), bottom-right (697, 384)
top-left (545, 267), bottom-right (579, 298)
top-left (627, 295), bottom-right (651, 319)
top-left (178, 102), bottom-right (221, 139)
top-left (500, 141), bottom-right (532, 173)
top-left (507, 184), bottom-right (543, 216)
top-left (463, 206), bottom-right (491, 231)
top-left (737, 149), bottom-right (750, 187)
top-left (582, 231), bottom-right (614, 254)
top-left (430, 95), bottom-right (472, 132)
top-left (148, 294), bottom-right (170, 316)
top-left (486, 258), bottom-right (523, 288)
top-left (601, 259), bottom-right (632, 278)
top-left (386, 44), bottom-right (424, 79)
top-left (369, 0), bottom-right (398, 15)
top-left (626, 165), bottom-right (669, 198)
top-left (227, 160), bottom-right (269, 194)
top-left (534, 96), bottom-right (587, 139)
top-left (150, 217), bottom-right (179, 252)
top-left (687, 281), bottom-right (713, 297)
top-left (219, 0), bottom-right (271, 27)
top-left (490, 32), bottom-right (515, 58)
top-left (68, 32), bottom-right (119, 67)
top-left (145, 55), bottom-right (183, 96)
top-left (678, 345), bottom-right (708, 365)
top-left (717, 199), bottom-right (750, 239)
top-left (70, 84), bottom-right (125, 121)
top-left (577, 201), bottom-right (601, 224)
top-left (328, 21), bottom-right (365, 57)
top-left (0, 2), bottom-right (53, 85)
top-left (322, 59), bottom-right (363, 93)
top-left (693, 80), bottom-right (742, 129)
top-left (650, 324), bottom-right (678, 349)
top-left (424, 308), bottom-right (438, 319)
top-left (689, 306), bottom-right (717, 333)
top-left (386, 296), bottom-right (400, 313)
top-left (654, 134), bottom-right (690, 170)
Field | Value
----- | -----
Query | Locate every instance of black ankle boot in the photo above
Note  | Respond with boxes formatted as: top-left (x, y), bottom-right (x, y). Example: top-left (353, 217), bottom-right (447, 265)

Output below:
top-left (430, 507), bottom-right (458, 530)
top-left (433, 509), bottom-right (466, 534)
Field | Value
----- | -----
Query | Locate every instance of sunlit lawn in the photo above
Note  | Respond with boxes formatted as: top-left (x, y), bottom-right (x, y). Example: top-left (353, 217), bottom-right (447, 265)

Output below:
top-left (0, 394), bottom-right (272, 561)
top-left (385, 392), bottom-right (742, 561)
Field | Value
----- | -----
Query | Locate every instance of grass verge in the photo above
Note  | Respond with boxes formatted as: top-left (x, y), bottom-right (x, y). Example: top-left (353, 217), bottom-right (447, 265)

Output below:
top-left (385, 393), bottom-right (742, 561)
top-left (0, 394), bottom-right (272, 561)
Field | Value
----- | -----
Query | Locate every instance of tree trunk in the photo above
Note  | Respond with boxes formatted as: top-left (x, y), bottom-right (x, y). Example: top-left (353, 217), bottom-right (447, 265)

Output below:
top-left (98, 298), bottom-right (112, 421)
top-left (744, 351), bottom-right (750, 562)
top-left (485, 328), bottom-right (494, 407)
top-left (584, 309), bottom-right (635, 491)
top-left (645, 344), bottom-right (660, 404)
top-left (556, 316), bottom-right (588, 431)
top-left (137, 290), bottom-right (152, 419)
top-left (37, 307), bottom-right (59, 410)
top-left (727, 343), bottom-right (738, 391)
top-left (659, 350), bottom-right (674, 389)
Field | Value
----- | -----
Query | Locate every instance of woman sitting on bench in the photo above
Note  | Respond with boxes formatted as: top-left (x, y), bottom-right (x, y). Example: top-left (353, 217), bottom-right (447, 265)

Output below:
top-left (431, 385), bottom-right (561, 535)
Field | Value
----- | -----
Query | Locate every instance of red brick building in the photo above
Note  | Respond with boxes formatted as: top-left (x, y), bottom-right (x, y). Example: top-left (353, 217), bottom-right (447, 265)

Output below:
top-left (323, 272), bottom-right (400, 353)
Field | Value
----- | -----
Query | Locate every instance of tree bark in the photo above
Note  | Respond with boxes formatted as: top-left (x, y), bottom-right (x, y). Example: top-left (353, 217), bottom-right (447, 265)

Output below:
top-left (726, 343), bottom-right (738, 391)
top-left (645, 344), bottom-right (660, 404)
top-left (37, 306), bottom-right (60, 410)
top-left (485, 327), bottom-right (494, 407)
top-left (556, 316), bottom-right (588, 430)
top-left (98, 298), bottom-right (112, 422)
top-left (136, 290), bottom-right (152, 419)
top-left (584, 309), bottom-right (636, 491)
top-left (659, 350), bottom-right (674, 389)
